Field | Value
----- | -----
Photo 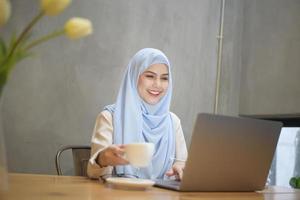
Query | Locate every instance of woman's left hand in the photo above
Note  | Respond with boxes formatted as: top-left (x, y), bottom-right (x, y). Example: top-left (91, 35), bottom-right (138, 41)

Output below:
top-left (165, 162), bottom-right (185, 181)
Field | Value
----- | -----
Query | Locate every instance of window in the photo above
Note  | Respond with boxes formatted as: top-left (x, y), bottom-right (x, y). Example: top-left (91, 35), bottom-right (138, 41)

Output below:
top-left (244, 114), bottom-right (300, 187)
top-left (268, 127), bottom-right (300, 186)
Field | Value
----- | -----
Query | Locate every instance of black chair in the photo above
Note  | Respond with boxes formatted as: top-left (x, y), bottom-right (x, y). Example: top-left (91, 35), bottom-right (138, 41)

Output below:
top-left (55, 145), bottom-right (91, 176)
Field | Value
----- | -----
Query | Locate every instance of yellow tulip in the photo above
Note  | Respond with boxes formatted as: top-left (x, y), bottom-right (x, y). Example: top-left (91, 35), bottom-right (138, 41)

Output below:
top-left (0, 0), bottom-right (11, 27)
top-left (64, 17), bottom-right (93, 39)
top-left (40, 0), bottom-right (71, 16)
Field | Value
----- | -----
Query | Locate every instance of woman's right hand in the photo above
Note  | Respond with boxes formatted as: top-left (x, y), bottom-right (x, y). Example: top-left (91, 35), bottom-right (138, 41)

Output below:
top-left (97, 144), bottom-right (129, 167)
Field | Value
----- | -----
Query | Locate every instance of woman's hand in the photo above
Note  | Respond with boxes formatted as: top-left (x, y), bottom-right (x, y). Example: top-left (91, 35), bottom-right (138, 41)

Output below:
top-left (165, 162), bottom-right (185, 181)
top-left (97, 144), bottom-right (129, 167)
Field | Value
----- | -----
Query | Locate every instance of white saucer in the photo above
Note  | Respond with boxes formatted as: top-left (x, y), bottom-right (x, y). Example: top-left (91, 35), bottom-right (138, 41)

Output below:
top-left (105, 177), bottom-right (155, 190)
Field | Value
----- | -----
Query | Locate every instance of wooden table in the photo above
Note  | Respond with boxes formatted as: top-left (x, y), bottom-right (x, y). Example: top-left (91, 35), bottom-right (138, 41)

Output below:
top-left (0, 173), bottom-right (299, 200)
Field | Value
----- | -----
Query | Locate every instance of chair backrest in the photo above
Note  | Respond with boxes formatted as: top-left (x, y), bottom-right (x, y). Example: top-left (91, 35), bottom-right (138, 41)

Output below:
top-left (55, 145), bottom-right (91, 176)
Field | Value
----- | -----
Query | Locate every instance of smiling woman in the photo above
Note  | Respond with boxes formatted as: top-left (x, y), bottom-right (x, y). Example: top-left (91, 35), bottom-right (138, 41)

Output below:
top-left (137, 63), bottom-right (169, 105)
top-left (87, 48), bottom-right (188, 181)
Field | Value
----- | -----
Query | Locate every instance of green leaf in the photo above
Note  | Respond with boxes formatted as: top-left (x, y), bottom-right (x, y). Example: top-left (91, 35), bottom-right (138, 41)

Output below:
top-left (0, 37), bottom-right (7, 58)
top-left (7, 33), bottom-right (17, 53)
top-left (0, 32), bottom-right (31, 74)
top-left (290, 177), bottom-right (300, 189)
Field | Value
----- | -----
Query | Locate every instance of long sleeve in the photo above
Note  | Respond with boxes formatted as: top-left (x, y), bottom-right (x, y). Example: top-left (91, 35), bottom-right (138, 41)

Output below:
top-left (87, 110), bottom-right (114, 179)
top-left (87, 110), bottom-right (188, 179)
top-left (171, 112), bottom-right (188, 166)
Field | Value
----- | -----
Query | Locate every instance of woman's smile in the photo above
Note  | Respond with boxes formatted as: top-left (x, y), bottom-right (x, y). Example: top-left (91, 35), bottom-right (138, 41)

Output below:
top-left (148, 89), bottom-right (162, 96)
top-left (137, 63), bottom-right (169, 105)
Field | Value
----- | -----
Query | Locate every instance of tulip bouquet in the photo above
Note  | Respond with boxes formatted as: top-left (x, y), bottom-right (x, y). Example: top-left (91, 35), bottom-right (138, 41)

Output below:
top-left (0, 0), bottom-right (93, 96)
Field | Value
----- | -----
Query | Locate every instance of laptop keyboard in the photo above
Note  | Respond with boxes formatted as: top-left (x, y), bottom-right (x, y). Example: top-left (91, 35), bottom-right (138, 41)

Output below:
top-left (155, 179), bottom-right (181, 188)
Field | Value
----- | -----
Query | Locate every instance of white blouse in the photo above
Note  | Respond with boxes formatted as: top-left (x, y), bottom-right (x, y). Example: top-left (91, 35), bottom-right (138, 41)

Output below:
top-left (87, 110), bottom-right (188, 179)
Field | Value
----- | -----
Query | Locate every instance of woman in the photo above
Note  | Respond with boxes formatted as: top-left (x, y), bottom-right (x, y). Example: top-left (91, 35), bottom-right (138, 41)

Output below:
top-left (87, 48), bottom-right (187, 180)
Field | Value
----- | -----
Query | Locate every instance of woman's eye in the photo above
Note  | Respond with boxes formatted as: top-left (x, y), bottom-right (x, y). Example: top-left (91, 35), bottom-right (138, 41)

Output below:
top-left (161, 77), bottom-right (169, 81)
top-left (145, 75), bottom-right (155, 79)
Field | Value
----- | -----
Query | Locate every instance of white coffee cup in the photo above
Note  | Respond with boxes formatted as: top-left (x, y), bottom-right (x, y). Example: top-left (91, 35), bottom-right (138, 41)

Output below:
top-left (124, 143), bottom-right (154, 167)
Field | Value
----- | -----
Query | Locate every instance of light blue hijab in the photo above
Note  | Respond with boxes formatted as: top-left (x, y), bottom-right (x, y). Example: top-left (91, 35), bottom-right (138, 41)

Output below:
top-left (105, 48), bottom-right (175, 179)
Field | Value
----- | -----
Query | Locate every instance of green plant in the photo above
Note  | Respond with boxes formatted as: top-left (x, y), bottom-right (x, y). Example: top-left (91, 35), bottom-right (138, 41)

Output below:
top-left (289, 176), bottom-right (300, 189)
top-left (0, 0), bottom-right (92, 96)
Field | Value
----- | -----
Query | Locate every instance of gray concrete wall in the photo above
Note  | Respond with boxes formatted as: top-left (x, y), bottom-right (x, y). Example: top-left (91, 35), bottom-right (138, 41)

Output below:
top-left (211, 0), bottom-right (300, 117)
top-left (1, 0), bottom-right (220, 174)
top-left (239, 0), bottom-right (300, 115)
top-left (217, 0), bottom-right (244, 116)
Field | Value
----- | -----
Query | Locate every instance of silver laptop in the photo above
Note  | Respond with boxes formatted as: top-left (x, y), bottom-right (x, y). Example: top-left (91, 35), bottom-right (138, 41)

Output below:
top-left (155, 113), bottom-right (282, 192)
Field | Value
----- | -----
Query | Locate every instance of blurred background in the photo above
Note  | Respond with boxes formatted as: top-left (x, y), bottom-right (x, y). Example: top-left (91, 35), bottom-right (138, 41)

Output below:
top-left (0, 0), bottom-right (299, 187)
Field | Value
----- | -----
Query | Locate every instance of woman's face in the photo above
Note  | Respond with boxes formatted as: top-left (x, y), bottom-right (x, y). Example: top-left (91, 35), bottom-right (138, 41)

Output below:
top-left (137, 63), bottom-right (169, 105)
